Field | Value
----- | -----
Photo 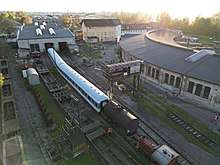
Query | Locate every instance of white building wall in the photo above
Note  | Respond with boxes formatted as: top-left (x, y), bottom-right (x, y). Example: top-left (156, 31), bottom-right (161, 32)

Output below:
top-left (17, 40), bottom-right (29, 49)
top-left (18, 37), bottom-right (75, 53)
top-left (115, 25), bottom-right (121, 39)
top-left (82, 22), bottom-right (121, 42)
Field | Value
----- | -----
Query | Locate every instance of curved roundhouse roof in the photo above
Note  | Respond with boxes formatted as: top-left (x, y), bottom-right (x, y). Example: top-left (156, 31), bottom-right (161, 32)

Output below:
top-left (119, 33), bottom-right (220, 85)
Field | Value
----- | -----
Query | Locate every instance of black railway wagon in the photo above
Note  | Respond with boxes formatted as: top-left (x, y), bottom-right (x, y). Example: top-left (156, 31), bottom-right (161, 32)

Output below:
top-left (102, 101), bottom-right (139, 135)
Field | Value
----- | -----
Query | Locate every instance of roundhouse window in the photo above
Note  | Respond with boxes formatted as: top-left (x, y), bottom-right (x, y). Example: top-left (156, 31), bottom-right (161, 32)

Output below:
top-left (175, 77), bottom-right (181, 88)
top-left (152, 68), bottom-right (155, 78)
top-left (203, 86), bottom-right (211, 99)
top-left (164, 73), bottom-right (169, 84)
top-left (195, 83), bottom-right (202, 96)
top-left (187, 81), bottom-right (194, 93)
top-left (155, 70), bottom-right (159, 80)
top-left (169, 75), bottom-right (175, 86)
top-left (147, 66), bottom-right (151, 76)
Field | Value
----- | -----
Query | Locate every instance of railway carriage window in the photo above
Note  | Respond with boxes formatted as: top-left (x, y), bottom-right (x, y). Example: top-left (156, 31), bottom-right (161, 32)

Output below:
top-left (203, 86), bottom-right (211, 99)
top-left (102, 101), bottom-right (107, 107)
top-left (187, 81), bottom-right (194, 93)
top-left (97, 103), bottom-right (101, 108)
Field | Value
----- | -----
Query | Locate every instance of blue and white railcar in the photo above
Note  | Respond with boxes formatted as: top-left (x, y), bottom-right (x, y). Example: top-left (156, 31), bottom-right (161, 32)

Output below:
top-left (47, 48), bottom-right (110, 112)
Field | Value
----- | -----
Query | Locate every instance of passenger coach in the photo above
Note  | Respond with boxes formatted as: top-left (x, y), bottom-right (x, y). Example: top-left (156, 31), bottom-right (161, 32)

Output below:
top-left (47, 48), bottom-right (110, 112)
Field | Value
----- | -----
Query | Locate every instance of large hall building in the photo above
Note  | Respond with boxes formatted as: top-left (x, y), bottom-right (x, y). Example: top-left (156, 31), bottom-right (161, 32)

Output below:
top-left (119, 29), bottom-right (220, 110)
top-left (17, 20), bottom-right (77, 58)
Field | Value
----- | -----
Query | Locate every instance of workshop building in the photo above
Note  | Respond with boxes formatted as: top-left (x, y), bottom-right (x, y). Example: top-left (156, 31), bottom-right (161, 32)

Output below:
top-left (17, 22), bottom-right (77, 57)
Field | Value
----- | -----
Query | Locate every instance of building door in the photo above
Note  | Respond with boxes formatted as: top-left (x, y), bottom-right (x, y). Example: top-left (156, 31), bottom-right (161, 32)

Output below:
top-left (45, 43), bottom-right (54, 52)
top-left (58, 42), bottom-right (67, 51)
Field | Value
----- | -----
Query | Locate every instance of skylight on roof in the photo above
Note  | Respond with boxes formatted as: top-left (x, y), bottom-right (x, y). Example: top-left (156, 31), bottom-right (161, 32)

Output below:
top-left (185, 49), bottom-right (215, 62)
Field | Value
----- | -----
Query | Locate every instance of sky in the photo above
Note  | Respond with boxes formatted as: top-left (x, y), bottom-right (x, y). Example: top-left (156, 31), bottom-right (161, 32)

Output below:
top-left (1, 0), bottom-right (219, 21)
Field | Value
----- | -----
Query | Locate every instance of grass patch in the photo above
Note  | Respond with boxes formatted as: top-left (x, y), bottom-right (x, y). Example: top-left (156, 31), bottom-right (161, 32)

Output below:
top-left (194, 35), bottom-right (213, 47)
top-left (55, 150), bottom-right (102, 165)
top-left (34, 84), bottom-right (65, 137)
top-left (137, 87), bottom-right (220, 157)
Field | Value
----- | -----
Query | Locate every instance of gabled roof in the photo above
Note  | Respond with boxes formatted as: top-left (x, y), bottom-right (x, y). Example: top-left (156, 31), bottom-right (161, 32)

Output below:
top-left (122, 22), bottom-right (159, 30)
top-left (69, 128), bottom-right (86, 147)
top-left (17, 25), bottom-right (74, 40)
top-left (83, 19), bottom-right (121, 27)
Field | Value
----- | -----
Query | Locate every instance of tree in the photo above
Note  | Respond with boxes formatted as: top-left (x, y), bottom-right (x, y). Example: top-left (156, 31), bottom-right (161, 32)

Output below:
top-left (191, 16), bottom-right (213, 36)
top-left (23, 17), bottom-right (32, 24)
top-left (0, 73), bottom-right (4, 87)
top-left (61, 15), bottom-right (73, 28)
top-left (156, 12), bottom-right (171, 28)
top-left (109, 12), bottom-right (152, 24)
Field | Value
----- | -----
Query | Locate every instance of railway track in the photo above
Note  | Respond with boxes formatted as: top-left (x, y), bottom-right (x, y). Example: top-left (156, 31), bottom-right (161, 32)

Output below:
top-left (73, 62), bottom-right (198, 165)
top-left (35, 56), bottom-right (140, 165)
top-left (117, 98), bottom-right (195, 165)
top-left (89, 129), bottom-right (139, 165)
top-left (167, 112), bottom-right (217, 148)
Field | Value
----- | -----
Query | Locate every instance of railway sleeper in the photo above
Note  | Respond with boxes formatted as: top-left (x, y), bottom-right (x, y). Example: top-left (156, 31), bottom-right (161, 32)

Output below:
top-left (185, 126), bottom-right (191, 130)
top-left (176, 119), bottom-right (182, 123)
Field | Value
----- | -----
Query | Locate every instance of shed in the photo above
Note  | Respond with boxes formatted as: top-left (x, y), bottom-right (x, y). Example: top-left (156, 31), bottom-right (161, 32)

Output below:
top-left (26, 68), bottom-right (40, 85)
top-left (69, 128), bottom-right (87, 154)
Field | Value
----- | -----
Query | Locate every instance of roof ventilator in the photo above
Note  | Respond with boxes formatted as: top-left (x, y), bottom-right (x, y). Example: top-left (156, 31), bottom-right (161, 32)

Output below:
top-left (40, 24), bottom-right (45, 30)
top-left (42, 22), bottom-right (47, 26)
top-left (49, 28), bottom-right (56, 35)
top-left (36, 28), bottom-right (43, 36)
top-left (185, 49), bottom-right (215, 62)
top-left (34, 22), bottom-right (39, 27)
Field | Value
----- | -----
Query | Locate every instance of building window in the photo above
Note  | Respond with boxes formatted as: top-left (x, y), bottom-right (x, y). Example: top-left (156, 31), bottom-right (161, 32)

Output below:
top-left (1, 60), bottom-right (7, 66)
top-left (187, 81), bottom-right (194, 93)
top-left (195, 83), bottom-right (202, 96)
top-left (147, 66), bottom-right (151, 76)
top-left (152, 68), bottom-right (155, 78)
top-left (2, 68), bottom-right (8, 75)
top-left (155, 70), bottom-right (159, 80)
top-left (175, 77), bottom-right (181, 88)
top-left (169, 75), bottom-right (175, 86)
top-left (30, 44), bottom-right (40, 52)
top-left (164, 73), bottom-right (169, 84)
top-left (203, 86), bottom-right (211, 99)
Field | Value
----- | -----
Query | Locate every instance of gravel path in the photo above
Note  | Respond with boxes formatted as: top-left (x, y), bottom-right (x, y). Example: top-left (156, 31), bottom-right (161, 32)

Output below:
top-left (9, 60), bottom-right (47, 165)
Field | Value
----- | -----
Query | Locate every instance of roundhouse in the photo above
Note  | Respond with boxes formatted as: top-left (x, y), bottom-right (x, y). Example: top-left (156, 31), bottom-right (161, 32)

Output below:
top-left (119, 30), bottom-right (220, 110)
